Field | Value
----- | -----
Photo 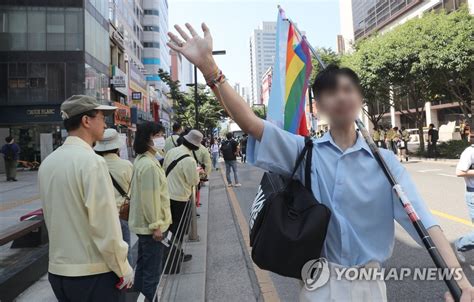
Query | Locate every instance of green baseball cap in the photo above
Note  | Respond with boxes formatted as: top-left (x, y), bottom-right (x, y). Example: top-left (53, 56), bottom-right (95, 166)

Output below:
top-left (60, 95), bottom-right (117, 120)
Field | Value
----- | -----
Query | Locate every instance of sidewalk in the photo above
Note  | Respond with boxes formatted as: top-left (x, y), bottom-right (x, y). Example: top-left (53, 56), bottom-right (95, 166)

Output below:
top-left (14, 181), bottom-right (211, 302)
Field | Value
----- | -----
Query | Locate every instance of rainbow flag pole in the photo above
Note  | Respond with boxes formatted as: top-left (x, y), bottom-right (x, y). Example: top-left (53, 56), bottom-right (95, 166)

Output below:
top-left (266, 6), bottom-right (313, 136)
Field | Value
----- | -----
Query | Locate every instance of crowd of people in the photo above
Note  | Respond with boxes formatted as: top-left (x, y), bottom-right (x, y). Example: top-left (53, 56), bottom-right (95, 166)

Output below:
top-left (37, 95), bottom-right (223, 301)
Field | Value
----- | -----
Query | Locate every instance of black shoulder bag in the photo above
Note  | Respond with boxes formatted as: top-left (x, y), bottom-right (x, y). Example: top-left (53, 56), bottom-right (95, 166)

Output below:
top-left (249, 137), bottom-right (331, 279)
top-left (165, 154), bottom-right (190, 176)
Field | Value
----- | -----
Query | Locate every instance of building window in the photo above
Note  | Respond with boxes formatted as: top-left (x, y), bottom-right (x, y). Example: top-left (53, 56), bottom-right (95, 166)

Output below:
top-left (143, 25), bottom-right (159, 32)
top-left (8, 8), bottom-right (27, 50)
top-left (65, 8), bottom-right (83, 50)
top-left (143, 42), bottom-right (159, 48)
top-left (144, 9), bottom-right (159, 16)
top-left (27, 8), bottom-right (46, 50)
top-left (47, 8), bottom-right (65, 50)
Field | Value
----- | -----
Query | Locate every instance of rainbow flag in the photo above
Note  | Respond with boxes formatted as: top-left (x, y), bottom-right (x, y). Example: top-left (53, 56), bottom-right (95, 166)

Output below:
top-left (266, 7), bottom-right (312, 136)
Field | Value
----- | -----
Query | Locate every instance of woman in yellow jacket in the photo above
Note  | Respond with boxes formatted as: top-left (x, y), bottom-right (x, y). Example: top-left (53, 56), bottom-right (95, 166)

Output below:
top-left (129, 122), bottom-right (172, 302)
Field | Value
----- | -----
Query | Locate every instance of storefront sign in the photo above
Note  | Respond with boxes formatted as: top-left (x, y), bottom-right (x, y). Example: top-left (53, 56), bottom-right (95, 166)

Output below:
top-left (132, 92), bottom-right (142, 100)
top-left (112, 65), bottom-right (128, 95)
top-left (26, 108), bottom-right (56, 117)
top-left (113, 102), bottom-right (131, 127)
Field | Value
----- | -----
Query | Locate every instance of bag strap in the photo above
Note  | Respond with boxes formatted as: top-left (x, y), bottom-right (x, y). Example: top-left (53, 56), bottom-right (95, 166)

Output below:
top-left (166, 154), bottom-right (191, 176)
top-left (171, 136), bottom-right (177, 147)
top-left (288, 137), bottom-right (313, 191)
top-left (110, 173), bottom-right (128, 198)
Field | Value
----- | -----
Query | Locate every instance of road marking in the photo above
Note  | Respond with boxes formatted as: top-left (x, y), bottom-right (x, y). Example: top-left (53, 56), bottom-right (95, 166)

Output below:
top-left (219, 167), bottom-right (280, 302)
top-left (437, 173), bottom-right (457, 178)
top-left (430, 209), bottom-right (473, 227)
top-left (0, 195), bottom-right (40, 212)
top-left (418, 169), bottom-right (442, 173)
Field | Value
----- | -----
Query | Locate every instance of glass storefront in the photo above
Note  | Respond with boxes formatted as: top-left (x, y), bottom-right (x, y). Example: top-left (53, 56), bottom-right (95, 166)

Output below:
top-left (10, 124), bottom-right (64, 162)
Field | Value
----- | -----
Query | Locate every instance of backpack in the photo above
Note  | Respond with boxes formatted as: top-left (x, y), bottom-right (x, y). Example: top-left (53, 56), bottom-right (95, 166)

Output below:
top-left (431, 129), bottom-right (439, 141)
top-left (221, 140), bottom-right (235, 160)
top-left (4, 144), bottom-right (15, 161)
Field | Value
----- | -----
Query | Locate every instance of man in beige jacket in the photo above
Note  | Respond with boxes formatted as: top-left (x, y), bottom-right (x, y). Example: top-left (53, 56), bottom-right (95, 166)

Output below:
top-left (38, 95), bottom-right (133, 302)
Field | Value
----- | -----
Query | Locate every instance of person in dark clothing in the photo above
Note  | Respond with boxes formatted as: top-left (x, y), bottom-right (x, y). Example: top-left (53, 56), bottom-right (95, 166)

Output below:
top-left (240, 134), bottom-right (248, 163)
top-left (427, 123), bottom-right (439, 158)
top-left (221, 132), bottom-right (241, 187)
top-left (1, 136), bottom-right (20, 181)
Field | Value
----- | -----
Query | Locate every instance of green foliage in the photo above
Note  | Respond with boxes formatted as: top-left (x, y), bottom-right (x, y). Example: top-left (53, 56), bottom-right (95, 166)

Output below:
top-left (341, 7), bottom-right (474, 152)
top-left (158, 69), bottom-right (225, 133)
top-left (311, 47), bottom-right (341, 82)
top-left (252, 106), bottom-right (266, 119)
top-left (436, 140), bottom-right (470, 159)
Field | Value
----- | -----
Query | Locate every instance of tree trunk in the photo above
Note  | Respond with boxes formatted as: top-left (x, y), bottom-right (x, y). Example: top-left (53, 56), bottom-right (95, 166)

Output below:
top-left (417, 121), bottom-right (425, 153)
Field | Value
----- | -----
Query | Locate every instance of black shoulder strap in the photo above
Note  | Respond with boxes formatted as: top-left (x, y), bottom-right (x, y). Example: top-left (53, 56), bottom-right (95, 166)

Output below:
top-left (171, 136), bottom-right (177, 147)
top-left (289, 137), bottom-right (313, 192)
top-left (166, 154), bottom-right (191, 176)
top-left (110, 173), bottom-right (128, 198)
top-left (192, 150), bottom-right (202, 165)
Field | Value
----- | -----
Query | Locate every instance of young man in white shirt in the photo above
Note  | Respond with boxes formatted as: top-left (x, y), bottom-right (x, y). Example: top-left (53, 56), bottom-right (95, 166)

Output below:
top-left (39, 95), bottom-right (133, 301)
top-left (455, 144), bottom-right (474, 262)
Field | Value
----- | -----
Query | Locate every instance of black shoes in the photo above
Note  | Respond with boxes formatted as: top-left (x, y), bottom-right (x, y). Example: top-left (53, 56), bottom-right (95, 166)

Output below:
top-left (183, 254), bottom-right (192, 262)
top-left (6, 178), bottom-right (17, 181)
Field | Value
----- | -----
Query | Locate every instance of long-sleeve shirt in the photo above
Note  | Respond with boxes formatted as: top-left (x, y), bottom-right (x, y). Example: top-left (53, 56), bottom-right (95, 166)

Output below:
top-left (1, 143), bottom-right (20, 160)
top-left (163, 145), bottom-right (200, 202)
top-left (164, 134), bottom-right (180, 153)
top-left (247, 121), bottom-right (438, 267)
top-left (38, 136), bottom-right (132, 277)
top-left (103, 153), bottom-right (133, 211)
top-left (129, 151), bottom-right (172, 234)
top-left (193, 144), bottom-right (212, 176)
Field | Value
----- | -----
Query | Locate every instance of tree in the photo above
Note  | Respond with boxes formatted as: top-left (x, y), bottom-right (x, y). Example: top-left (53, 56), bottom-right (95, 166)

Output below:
top-left (158, 69), bottom-right (225, 134)
top-left (252, 106), bottom-right (267, 119)
top-left (341, 43), bottom-right (391, 129)
top-left (311, 47), bottom-right (341, 81)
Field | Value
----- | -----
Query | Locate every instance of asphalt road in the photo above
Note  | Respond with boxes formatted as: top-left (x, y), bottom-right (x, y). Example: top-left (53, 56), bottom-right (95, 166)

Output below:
top-left (228, 158), bottom-right (474, 302)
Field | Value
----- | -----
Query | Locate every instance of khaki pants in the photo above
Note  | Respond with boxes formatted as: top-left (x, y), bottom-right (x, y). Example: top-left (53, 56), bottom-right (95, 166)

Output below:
top-left (4, 159), bottom-right (17, 180)
top-left (300, 261), bottom-right (387, 302)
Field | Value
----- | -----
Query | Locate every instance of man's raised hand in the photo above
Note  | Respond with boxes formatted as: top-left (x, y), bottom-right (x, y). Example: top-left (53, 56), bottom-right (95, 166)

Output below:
top-left (167, 23), bottom-right (217, 75)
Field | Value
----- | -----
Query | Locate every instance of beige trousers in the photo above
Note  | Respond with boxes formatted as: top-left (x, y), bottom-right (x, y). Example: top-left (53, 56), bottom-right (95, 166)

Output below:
top-left (300, 262), bottom-right (387, 302)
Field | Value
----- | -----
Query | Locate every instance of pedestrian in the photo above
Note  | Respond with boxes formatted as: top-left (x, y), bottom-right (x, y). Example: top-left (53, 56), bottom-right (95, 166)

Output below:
top-left (38, 95), bottom-right (133, 301)
top-left (210, 137), bottom-right (220, 170)
top-left (164, 122), bottom-right (183, 153)
top-left (167, 25), bottom-right (474, 300)
top-left (372, 128), bottom-right (380, 147)
top-left (162, 129), bottom-right (202, 263)
top-left (221, 132), bottom-right (241, 187)
top-left (460, 120), bottom-right (466, 141)
top-left (428, 123), bottom-right (439, 158)
top-left (379, 127), bottom-right (386, 149)
top-left (399, 127), bottom-right (410, 162)
top-left (386, 127), bottom-right (396, 154)
top-left (464, 123), bottom-right (471, 143)
top-left (129, 122), bottom-right (172, 301)
top-left (193, 140), bottom-right (212, 180)
top-left (94, 128), bottom-right (133, 264)
top-left (1, 136), bottom-right (20, 181)
top-left (455, 144), bottom-right (474, 262)
top-left (241, 133), bottom-right (248, 163)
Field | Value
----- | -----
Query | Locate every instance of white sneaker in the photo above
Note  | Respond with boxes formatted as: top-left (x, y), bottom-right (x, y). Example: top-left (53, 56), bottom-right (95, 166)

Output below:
top-left (234, 183), bottom-right (242, 187)
top-left (227, 183), bottom-right (233, 187)
top-left (454, 238), bottom-right (466, 263)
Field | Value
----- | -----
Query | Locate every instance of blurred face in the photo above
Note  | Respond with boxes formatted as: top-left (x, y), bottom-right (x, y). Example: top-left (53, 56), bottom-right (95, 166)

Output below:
top-left (82, 111), bottom-right (107, 141)
top-left (316, 75), bottom-right (363, 126)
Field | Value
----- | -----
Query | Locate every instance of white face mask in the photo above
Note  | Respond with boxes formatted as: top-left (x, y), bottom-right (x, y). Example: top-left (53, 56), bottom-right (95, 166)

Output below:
top-left (153, 137), bottom-right (166, 149)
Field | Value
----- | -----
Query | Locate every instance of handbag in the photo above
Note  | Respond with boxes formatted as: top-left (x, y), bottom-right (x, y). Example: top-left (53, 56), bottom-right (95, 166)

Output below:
top-left (249, 137), bottom-right (331, 279)
top-left (110, 173), bottom-right (131, 221)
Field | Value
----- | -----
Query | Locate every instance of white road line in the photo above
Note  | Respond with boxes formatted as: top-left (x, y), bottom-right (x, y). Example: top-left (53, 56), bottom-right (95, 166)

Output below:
top-left (437, 173), bottom-right (457, 178)
top-left (417, 169), bottom-right (442, 173)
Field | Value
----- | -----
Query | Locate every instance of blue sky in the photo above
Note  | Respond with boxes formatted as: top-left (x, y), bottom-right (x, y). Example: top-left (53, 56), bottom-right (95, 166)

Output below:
top-left (169, 0), bottom-right (340, 88)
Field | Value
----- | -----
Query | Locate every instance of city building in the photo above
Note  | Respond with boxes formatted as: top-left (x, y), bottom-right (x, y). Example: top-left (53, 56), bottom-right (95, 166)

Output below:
top-left (249, 22), bottom-right (276, 105)
top-left (0, 0), bottom-right (111, 170)
top-left (338, 0), bottom-right (472, 130)
top-left (261, 67), bottom-right (273, 106)
top-left (142, 0), bottom-right (172, 128)
top-left (170, 50), bottom-right (193, 92)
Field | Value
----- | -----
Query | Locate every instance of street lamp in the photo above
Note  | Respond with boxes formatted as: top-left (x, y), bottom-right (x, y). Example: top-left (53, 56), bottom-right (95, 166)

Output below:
top-left (187, 50), bottom-right (226, 130)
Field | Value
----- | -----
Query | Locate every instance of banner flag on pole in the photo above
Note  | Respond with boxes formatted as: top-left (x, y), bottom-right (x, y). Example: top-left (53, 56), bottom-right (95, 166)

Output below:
top-left (266, 6), bottom-right (313, 136)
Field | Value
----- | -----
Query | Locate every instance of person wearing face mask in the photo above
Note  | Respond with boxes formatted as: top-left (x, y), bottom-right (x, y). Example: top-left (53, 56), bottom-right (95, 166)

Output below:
top-left (162, 129), bottom-right (202, 263)
top-left (129, 122), bottom-right (172, 301)
top-left (94, 128), bottom-right (134, 264)
top-left (153, 127), bottom-right (167, 164)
